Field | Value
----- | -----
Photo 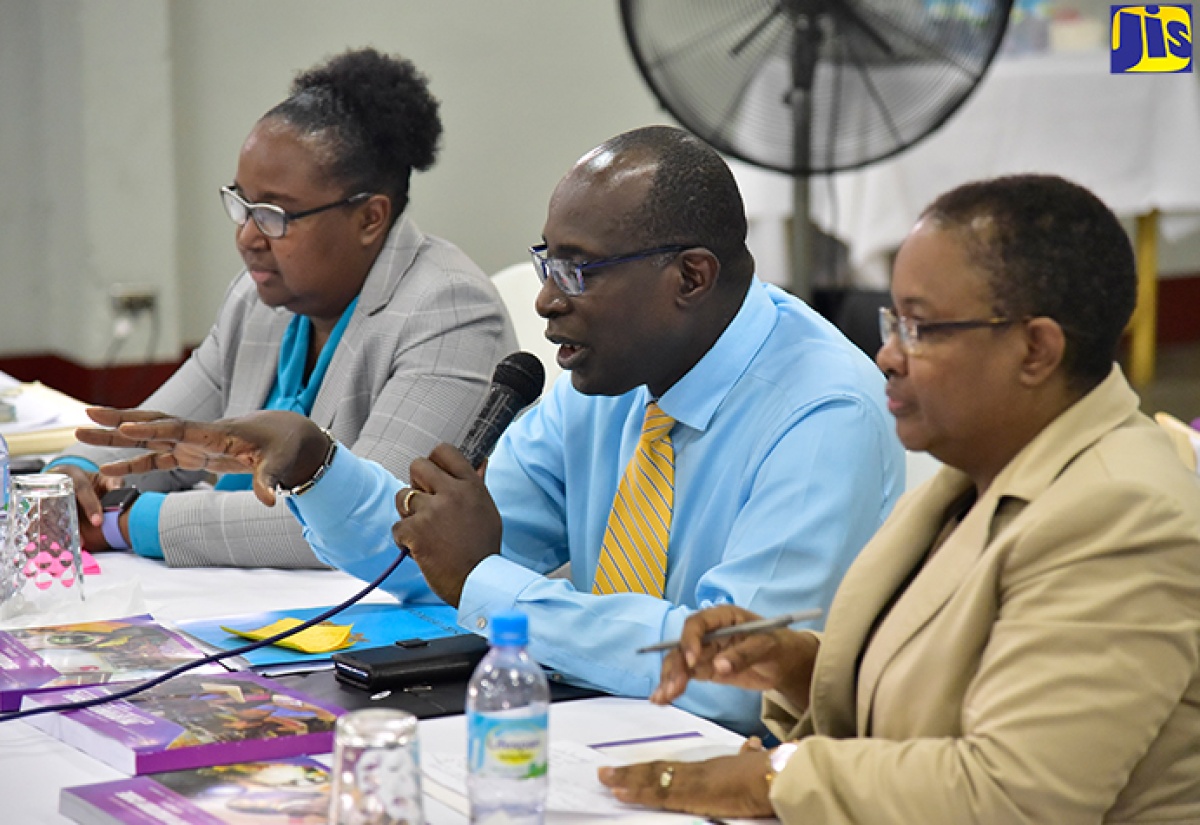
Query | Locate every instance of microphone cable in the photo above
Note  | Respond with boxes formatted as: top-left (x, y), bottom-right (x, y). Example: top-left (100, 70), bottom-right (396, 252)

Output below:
top-left (0, 351), bottom-right (545, 724)
top-left (0, 547), bottom-right (409, 724)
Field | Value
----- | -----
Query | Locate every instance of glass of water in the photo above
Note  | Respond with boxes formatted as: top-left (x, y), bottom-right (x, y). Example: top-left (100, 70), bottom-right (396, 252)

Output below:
top-left (1, 474), bottom-right (86, 612)
top-left (329, 708), bottom-right (424, 825)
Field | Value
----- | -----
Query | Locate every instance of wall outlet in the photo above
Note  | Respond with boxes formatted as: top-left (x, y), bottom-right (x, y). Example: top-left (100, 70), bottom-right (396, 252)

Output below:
top-left (110, 284), bottom-right (159, 315)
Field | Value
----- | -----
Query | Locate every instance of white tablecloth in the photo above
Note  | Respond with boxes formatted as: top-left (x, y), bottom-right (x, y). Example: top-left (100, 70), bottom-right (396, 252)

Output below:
top-left (0, 555), bottom-right (401, 823)
top-left (735, 51), bottom-right (1200, 288)
top-left (0, 556), bottom-right (748, 824)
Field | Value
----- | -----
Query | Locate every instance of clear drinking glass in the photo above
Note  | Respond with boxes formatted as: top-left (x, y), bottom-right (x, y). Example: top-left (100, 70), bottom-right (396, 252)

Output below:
top-left (1, 474), bottom-right (86, 612)
top-left (329, 708), bottom-right (424, 825)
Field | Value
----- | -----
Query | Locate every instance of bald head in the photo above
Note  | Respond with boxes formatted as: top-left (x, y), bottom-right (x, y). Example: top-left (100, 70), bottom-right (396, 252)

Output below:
top-left (536, 127), bottom-right (755, 398)
top-left (565, 126), bottom-right (753, 283)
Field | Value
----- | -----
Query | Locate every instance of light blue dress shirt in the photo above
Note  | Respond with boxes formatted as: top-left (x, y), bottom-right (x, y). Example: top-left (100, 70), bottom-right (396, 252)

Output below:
top-left (290, 280), bottom-right (903, 733)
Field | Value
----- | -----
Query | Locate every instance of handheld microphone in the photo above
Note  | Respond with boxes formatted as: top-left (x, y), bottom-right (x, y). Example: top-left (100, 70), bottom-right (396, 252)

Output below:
top-left (0, 355), bottom-right (548, 724)
top-left (458, 352), bottom-right (546, 468)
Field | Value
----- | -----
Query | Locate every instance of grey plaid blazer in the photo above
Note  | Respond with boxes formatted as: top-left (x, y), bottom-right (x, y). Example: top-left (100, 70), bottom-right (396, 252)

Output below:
top-left (62, 215), bottom-right (518, 568)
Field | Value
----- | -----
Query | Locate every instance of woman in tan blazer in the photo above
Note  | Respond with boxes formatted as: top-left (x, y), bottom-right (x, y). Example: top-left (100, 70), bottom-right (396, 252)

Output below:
top-left (601, 175), bottom-right (1200, 824)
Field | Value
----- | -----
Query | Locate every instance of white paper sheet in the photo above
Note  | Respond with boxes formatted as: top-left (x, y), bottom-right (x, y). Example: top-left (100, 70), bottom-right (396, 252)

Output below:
top-left (424, 741), bottom-right (640, 816)
top-left (0, 381), bottom-right (92, 436)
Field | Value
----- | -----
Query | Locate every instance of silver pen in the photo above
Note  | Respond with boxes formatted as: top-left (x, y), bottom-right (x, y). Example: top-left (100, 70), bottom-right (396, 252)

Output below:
top-left (637, 608), bottom-right (823, 654)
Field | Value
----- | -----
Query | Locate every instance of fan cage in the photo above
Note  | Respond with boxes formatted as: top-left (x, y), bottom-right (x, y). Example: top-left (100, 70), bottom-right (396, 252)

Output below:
top-left (621, 0), bottom-right (1014, 176)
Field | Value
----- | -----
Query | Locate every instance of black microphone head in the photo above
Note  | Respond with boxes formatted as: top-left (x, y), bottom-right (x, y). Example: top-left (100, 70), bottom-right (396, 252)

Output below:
top-left (492, 352), bottom-right (545, 407)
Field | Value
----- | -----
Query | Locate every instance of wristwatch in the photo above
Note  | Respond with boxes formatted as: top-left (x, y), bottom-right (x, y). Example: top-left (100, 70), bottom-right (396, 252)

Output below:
top-left (274, 427), bottom-right (338, 498)
top-left (101, 487), bottom-right (140, 551)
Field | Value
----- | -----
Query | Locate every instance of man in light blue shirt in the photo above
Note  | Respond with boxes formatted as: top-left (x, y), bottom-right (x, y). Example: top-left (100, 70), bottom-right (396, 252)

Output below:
top-left (85, 126), bottom-right (903, 733)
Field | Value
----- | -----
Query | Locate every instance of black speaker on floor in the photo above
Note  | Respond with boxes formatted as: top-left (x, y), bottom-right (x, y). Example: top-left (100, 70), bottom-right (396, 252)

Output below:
top-left (812, 288), bottom-right (891, 360)
top-left (778, 227), bottom-right (890, 360)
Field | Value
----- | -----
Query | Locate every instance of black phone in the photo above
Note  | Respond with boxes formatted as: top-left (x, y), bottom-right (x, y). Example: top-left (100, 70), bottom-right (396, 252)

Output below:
top-left (9, 456), bottom-right (46, 475)
top-left (332, 634), bottom-right (489, 692)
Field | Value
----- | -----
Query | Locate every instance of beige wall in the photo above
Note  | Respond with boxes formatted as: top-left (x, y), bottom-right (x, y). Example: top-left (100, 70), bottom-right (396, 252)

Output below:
top-left (168, 1), bottom-right (666, 352)
top-left (0, 0), bottom-right (179, 363)
top-left (0, 0), bottom-right (664, 363)
top-left (0, 1), bottom-right (1196, 366)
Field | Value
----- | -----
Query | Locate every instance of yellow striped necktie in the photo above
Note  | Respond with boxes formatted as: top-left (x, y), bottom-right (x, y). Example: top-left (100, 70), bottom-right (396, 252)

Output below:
top-left (593, 402), bottom-right (675, 597)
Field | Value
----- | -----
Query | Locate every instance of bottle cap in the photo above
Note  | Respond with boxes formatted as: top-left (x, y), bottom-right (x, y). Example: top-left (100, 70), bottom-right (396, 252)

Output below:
top-left (489, 611), bottom-right (529, 646)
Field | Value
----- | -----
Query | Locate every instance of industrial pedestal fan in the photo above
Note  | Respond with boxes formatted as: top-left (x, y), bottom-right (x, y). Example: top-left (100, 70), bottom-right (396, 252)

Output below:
top-left (620, 0), bottom-right (1014, 298)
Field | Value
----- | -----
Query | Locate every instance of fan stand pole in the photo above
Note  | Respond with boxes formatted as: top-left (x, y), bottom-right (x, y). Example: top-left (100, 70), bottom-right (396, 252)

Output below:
top-left (788, 8), bottom-right (822, 302)
top-left (790, 163), bottom-right (813, 301)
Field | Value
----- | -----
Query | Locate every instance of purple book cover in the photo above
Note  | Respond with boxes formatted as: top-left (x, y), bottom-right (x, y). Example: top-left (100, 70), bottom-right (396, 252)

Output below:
top-left (23, 672), bottom-right (344, 775)
top-left (0, 614), bottom-right (213, 711)
top-left (60, 757), bottom-right (329, 824)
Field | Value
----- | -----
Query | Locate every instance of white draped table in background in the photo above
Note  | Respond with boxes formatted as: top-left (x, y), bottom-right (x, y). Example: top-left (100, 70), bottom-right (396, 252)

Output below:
top-left (734, 50), bottom-right (1200, 385)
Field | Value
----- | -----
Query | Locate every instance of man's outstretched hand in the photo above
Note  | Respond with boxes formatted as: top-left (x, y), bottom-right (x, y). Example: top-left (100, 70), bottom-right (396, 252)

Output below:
top-left (76, 407), bottom-right (331, 506)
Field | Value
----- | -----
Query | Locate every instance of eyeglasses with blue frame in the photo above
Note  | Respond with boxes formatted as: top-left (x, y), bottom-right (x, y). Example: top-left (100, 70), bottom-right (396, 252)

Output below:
top-left (529, 243), bottom-right (691, 296)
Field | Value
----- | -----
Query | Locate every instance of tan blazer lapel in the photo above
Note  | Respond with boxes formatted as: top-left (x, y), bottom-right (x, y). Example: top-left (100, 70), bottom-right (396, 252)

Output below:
top-left (810, 469), bottom-right (971, 736)
top-left (848, 369), bottom-right (1140, 735)
top-left (854, 478), bottom-right (995, 733)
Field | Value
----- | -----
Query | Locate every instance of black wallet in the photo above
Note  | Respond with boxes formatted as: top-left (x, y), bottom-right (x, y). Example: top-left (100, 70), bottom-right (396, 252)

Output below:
top-left (332, 634), bottom-right (489, 691)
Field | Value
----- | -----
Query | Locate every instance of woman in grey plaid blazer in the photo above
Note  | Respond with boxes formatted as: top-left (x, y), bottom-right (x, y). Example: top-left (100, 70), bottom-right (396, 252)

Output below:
top-left (50, 48), bottom-right (516, 568)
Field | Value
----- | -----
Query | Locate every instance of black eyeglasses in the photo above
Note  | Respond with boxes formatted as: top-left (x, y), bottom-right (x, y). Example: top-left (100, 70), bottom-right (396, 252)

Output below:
top-left (529, 244), bottom-right (691, 296)
top-left (220, 186), bottom-right (372, 239)
top-left (879, 306), bottom-right (1019, 356)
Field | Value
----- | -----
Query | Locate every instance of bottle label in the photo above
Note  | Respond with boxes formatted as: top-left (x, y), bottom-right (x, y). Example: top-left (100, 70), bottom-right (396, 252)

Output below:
top-left (468, 710), bottom-right (548, 780)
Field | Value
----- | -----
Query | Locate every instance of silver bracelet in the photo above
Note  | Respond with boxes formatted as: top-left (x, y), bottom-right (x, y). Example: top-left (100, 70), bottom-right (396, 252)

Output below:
top-left (275, 427), bottom-right (337, 498)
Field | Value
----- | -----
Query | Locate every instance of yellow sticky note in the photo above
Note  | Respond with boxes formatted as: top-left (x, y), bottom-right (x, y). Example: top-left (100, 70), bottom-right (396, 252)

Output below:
top-left (221, 618), bottom-right (354, 654)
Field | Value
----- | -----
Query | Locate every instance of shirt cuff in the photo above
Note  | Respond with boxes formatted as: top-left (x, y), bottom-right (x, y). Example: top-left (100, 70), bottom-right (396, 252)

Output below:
top-left (128, 493), bottom-right (166, 559)
top-left (287, 440), bottom-right (361, 522)
top-left (44, 456), bottom-right (99, 474)
top-left (285, 442), bottom-right (401, 564)
top-left (457, 553), bottom-right (542, 633)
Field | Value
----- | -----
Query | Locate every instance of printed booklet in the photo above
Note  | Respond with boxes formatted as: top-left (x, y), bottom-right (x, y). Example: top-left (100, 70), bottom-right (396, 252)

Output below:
top-left (0, 614), bottom-right (216, 711)
top-left (60, 756), bottom-right (330, 824)
top-left (21, 671), bottom-right (344, 775)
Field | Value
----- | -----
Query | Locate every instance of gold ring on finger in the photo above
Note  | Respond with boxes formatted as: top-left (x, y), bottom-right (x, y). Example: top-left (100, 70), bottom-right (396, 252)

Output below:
top-left (402, 488), bottom-right (420, 517)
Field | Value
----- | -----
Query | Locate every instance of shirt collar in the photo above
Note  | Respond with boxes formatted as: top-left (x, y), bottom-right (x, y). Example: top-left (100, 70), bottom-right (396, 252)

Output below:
top-left (655, 278), bottom-right (777, 433)
top-left (988, 365), bottom-right (1140, 503)
top-left (272, 295), bottom-right (360, 415)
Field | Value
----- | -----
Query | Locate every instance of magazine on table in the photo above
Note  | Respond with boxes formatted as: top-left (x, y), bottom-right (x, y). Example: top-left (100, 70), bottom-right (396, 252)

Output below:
top-left (59, 756), bottom-right (330, 825)
top-left (0, 614), bottom-right (218, 712)
top-left (21, 671), bottom-right (344, 775)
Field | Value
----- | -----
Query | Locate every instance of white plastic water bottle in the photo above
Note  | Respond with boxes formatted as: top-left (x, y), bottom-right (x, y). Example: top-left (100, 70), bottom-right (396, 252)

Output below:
top-left (466, 611), bottom-right (549, 825)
